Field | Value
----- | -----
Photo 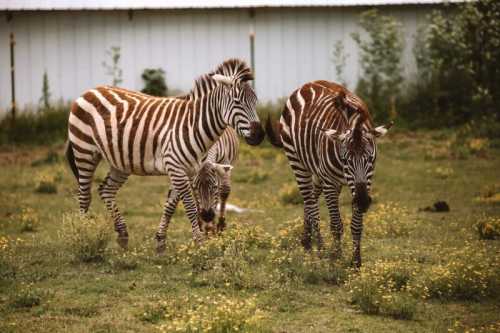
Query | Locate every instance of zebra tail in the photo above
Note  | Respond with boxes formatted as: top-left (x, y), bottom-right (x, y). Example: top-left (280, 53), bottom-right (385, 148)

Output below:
top-left (265, 115), bottom-right (283, 148)
top-left (65, 140), bottom-right (79, 180)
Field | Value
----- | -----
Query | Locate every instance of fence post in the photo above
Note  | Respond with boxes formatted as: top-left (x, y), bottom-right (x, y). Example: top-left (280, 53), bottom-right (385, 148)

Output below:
top-left (10, 32), bottom-right (16, 120)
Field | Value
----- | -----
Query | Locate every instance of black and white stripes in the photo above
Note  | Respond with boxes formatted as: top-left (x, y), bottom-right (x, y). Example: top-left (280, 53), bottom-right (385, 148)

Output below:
top-left (66, 59), bottom-right (264, 252)
top-left (266, 80), bottom-right (391, 267)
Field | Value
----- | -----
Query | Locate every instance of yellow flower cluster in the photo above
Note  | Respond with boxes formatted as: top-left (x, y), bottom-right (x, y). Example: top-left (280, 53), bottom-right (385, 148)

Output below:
top-left (157, 294), bottom-right (265, 332)
top-left (364, 202), bottom-right (412, 238)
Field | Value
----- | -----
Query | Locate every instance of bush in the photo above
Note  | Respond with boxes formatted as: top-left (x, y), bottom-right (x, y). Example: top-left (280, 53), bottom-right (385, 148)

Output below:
top-left (158, 295), bottom-right (266, 333)
top-left (401, 0), bottom-right (500, 129)
top-left (0, 105), bottom-right (69, 146)
top-left (10, 287), bottom-right (42, 308)
top-left (19, 207), bottom-right (39, 232)
top-left (34, 172), bottom-right (58, 194)
top-left (141, 68), bottom-right (168, 97)
top-left (348, 260), bottom-right (417, 319)
top-left (278, 183), bottom-right (302, 205)
top-left (352, 9), bottom-right (404, 122)
top-left (60, 213), bottom-right (111, 263)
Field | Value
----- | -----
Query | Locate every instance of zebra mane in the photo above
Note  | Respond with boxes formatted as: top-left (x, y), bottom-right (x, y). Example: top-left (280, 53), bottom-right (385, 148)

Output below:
top-left (186, 58), bottom-right (254, 101)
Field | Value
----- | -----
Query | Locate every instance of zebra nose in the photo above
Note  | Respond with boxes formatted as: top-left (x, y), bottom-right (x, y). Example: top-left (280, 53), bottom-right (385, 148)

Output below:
top-left (245, 121), bottom-right (265, 146)
top-left (200, 208), bottom-right (215, 222)
top-left (353, 183), bottom-right (372, 213)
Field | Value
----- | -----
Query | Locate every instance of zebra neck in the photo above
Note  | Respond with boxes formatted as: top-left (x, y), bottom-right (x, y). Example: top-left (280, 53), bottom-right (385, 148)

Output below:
top-left (191, 91), bottom-right (226, 157)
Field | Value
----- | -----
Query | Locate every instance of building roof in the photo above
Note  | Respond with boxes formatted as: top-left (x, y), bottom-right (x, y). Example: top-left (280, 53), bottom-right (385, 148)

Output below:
top-left (1, 0), bottom-right (467, 11)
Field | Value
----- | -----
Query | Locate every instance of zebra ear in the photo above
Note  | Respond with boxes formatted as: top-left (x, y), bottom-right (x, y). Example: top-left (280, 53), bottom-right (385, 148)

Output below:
top-left (212, 163), bottom-right (233, 177)
top-left (211, 74), bottom-right (234, 87)
top-left (371, 121), bottom-right (394, 138)
top-left (322, 128), bottom-right (350, 142)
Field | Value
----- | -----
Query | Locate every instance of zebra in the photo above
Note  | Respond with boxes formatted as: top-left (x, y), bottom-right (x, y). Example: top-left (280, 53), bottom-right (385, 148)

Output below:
top-left (266, 80), bottom-right (392, 267)
top-left (65, 59), bottom-right (264, 253)
top-left (191, 126), bottom-right (239, 236)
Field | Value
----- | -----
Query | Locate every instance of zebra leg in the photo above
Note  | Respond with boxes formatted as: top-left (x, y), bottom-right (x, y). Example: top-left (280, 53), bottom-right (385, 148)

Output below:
top-left (98, 168), bottom-right (129, 249)
top-left (156, 188), bottom-right (181, 254)
top-left (311, 182), bottom-right (324, 249)
top-left (217, 175), bottom-right (231, 233)
top-left (293, 170), bottom-right (320, 251)
top-left (324, 185), bottom-right (343, 259)
top-left (73, 149), bottom-right (101, 214)
top-left (169, 173), bottom-right (204, 243)
top-left (351, 203), bottom-right (364, 268)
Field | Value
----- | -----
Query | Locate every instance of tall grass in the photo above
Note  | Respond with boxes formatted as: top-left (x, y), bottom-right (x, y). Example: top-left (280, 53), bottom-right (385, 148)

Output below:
top-left (0, 105), bottom-right (69, 146)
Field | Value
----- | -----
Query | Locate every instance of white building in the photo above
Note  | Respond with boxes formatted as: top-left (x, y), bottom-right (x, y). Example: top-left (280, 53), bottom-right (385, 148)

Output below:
top-left (0, 1), bottom-right (456, 112)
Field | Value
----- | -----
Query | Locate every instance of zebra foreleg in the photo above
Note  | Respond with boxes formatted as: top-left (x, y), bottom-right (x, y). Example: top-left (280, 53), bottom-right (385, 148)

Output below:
top-left (324, 185), bottom-right (343, 259)
top-left (98, 169), bottom-right (129, 249)
top-left (156, 189), bottom-right (180, 254)
top-left (351, 203), bottom-right (364, 268)
top-left (217, 176), bottom-right (231, 233)
top-left (169, 173), bottom-right (204, 244)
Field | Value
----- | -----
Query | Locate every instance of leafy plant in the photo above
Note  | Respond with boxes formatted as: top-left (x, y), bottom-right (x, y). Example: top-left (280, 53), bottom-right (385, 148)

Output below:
top-left (352, 9), bottom-right (404, 122)
top-left (102, 46), bottom-right (123, 86)
top-left (39, 71), bottom-right (51, 109)
top-left (332, 40), bottom-right (348, 86)
top-left (141, 68), bottom-right (168, 97)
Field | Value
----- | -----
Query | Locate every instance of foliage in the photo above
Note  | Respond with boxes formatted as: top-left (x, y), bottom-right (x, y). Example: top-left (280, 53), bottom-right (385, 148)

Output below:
top-left (158, 295), bottom-right (266, 333)
top-left (332, 40), bottom-right (348, 87)
top-left (18, 207), bottom-right (39, 232)
top-left (352, 9), bottom-right (404, 122)
top-left (476, 217), bottom-right (500, 240)
top-left (59, 213), bottom-right (111, 263)
top-left (39, 71), bottom-right (51, 109)
top-left (102, 46), bottom-right (123, 86)
top-left (141, 68), bottom-right (168, 97)
top-left (401, 0), bottom-right (500, 129)
top-left (0, 105), bottom-right (69, 146)
top-left (278, 183), bottom-right (302, 205)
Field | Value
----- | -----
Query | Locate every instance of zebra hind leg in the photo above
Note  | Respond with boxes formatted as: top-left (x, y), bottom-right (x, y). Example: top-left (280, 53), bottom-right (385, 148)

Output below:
top-left (156, 189), bottom-right (180, 254)
top-left (70, 145), bottom-right (101, 214)
top-left (98, 168), bottom-right (129, 249)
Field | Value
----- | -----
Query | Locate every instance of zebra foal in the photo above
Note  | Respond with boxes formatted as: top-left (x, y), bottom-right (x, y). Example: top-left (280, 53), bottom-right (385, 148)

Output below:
top-left (266, 80), bottom-right (392, 267)
top-left (191, 127), bottom-right (239, 236)
top-left (66, 59), bottom-right (264, 252)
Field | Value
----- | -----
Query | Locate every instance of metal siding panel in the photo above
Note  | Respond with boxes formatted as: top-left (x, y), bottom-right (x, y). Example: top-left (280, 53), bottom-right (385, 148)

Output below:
top-left (12, 13), bottom-right (32, 109)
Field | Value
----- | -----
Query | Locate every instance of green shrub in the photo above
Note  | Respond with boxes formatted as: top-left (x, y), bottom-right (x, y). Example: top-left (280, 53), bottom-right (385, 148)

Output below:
top-left (0, 106), bottom-right (69, 146)
top-left (60, 213), bottom-right (111, 263)
top-left (19, 208), bottom-right (40, 232)
top-left (10, 288), bottom-right (42, 308)
top-left (158, 295), bottom-right (266, 333)
top-left (31, 150), bottom-right (60, 167)
top-left (35, 180), bottom-right (57, 194)
top-left (352, 9), bottom-right (404, 122)
top-left (278, 183), bottom-right (302, 205)
top-left (141, 68), bottom-right (168, 97)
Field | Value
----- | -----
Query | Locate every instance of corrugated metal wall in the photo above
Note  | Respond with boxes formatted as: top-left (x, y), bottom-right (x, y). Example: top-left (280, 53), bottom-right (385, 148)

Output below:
top-left (0, 7), bottom-right (429, 112)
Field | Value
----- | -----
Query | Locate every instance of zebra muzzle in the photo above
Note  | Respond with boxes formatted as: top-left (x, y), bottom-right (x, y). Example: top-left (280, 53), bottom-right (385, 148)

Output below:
top-left (353, 183), bottom-right (372, 213)
top-left (245, 121), bottom-right (265, 146)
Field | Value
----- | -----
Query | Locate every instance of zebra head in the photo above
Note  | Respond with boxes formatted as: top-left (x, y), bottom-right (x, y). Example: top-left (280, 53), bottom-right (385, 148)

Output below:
top-left (325, 120), bottom-right (392, 213)
top-left (192, 161), bottom-right (233, 235)
top-left (211, 70), bottom-right (264, 146)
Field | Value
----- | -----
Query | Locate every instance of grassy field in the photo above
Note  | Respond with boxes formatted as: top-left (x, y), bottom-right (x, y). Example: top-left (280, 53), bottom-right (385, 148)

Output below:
top-left (0, 130), bottom-right (499, 332)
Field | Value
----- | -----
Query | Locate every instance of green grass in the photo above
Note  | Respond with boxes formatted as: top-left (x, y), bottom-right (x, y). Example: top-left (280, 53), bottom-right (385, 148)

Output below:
top-left (0, 131), bottom-right (499, 332)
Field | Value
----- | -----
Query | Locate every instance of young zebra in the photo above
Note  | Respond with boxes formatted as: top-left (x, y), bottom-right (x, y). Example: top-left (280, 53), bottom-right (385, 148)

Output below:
top-left (66, 59), bottom-right (264, 252)
top-left (191, 126), bottom-right (239, 236)
top-left (266, 81), bottom-right (392, 267)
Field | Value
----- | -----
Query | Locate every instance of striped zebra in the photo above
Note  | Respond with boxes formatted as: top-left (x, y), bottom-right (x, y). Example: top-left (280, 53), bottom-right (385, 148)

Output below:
top-left (266, 80), bottom-right (392, 267)
top-left (191, 126), bottom-right (239, 235)
top-left (66, 59), bottom-right (264, 253)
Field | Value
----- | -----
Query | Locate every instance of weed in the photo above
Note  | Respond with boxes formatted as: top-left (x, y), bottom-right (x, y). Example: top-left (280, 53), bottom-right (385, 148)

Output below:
top-left (234, 170), bottom-right (270, 184)
top-left (476, 217), bottom-right (500, 240)
top-left (10, 287), bottom-right (42, 309)
top-left (279, 183), bottom-right (302, 205)
top-left (31, 150), bottom-right (60, 167)
top-left (18, 207), bottom-right (39, 232)
top-left (60, 213), bottom-right (111, 263)
top-left (139, 304), bottom-right (166, 324)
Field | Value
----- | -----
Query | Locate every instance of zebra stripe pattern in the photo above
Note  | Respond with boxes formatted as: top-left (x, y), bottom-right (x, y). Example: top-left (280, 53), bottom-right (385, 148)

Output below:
top-left (191, 126), bottom-right (239, 235)
top-left (66, 58), bottom-right (264, 252)
top-left (266, 80), bottom-right (392, 267)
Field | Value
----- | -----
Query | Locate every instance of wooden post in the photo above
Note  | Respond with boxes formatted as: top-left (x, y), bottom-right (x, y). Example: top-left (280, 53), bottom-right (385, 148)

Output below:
top-left (249, 9), bottom-right (256, 89)
top-left (10, 32), bottom-right (16, 120)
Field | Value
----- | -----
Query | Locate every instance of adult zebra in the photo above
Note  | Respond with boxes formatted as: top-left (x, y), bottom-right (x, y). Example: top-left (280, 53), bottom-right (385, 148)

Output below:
top-left (191, 126), bottom-right (239, 235)
top-left (266, 81), bottom-right (392, 267)
top-left (66, 59), bottom-right (264, 253)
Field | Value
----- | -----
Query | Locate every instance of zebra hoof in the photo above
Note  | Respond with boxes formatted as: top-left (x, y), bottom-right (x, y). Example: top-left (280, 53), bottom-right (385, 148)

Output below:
top-left (156, 243), bottom-right (166, 255)
top-left (116, 236), bottom-right (129, 250)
